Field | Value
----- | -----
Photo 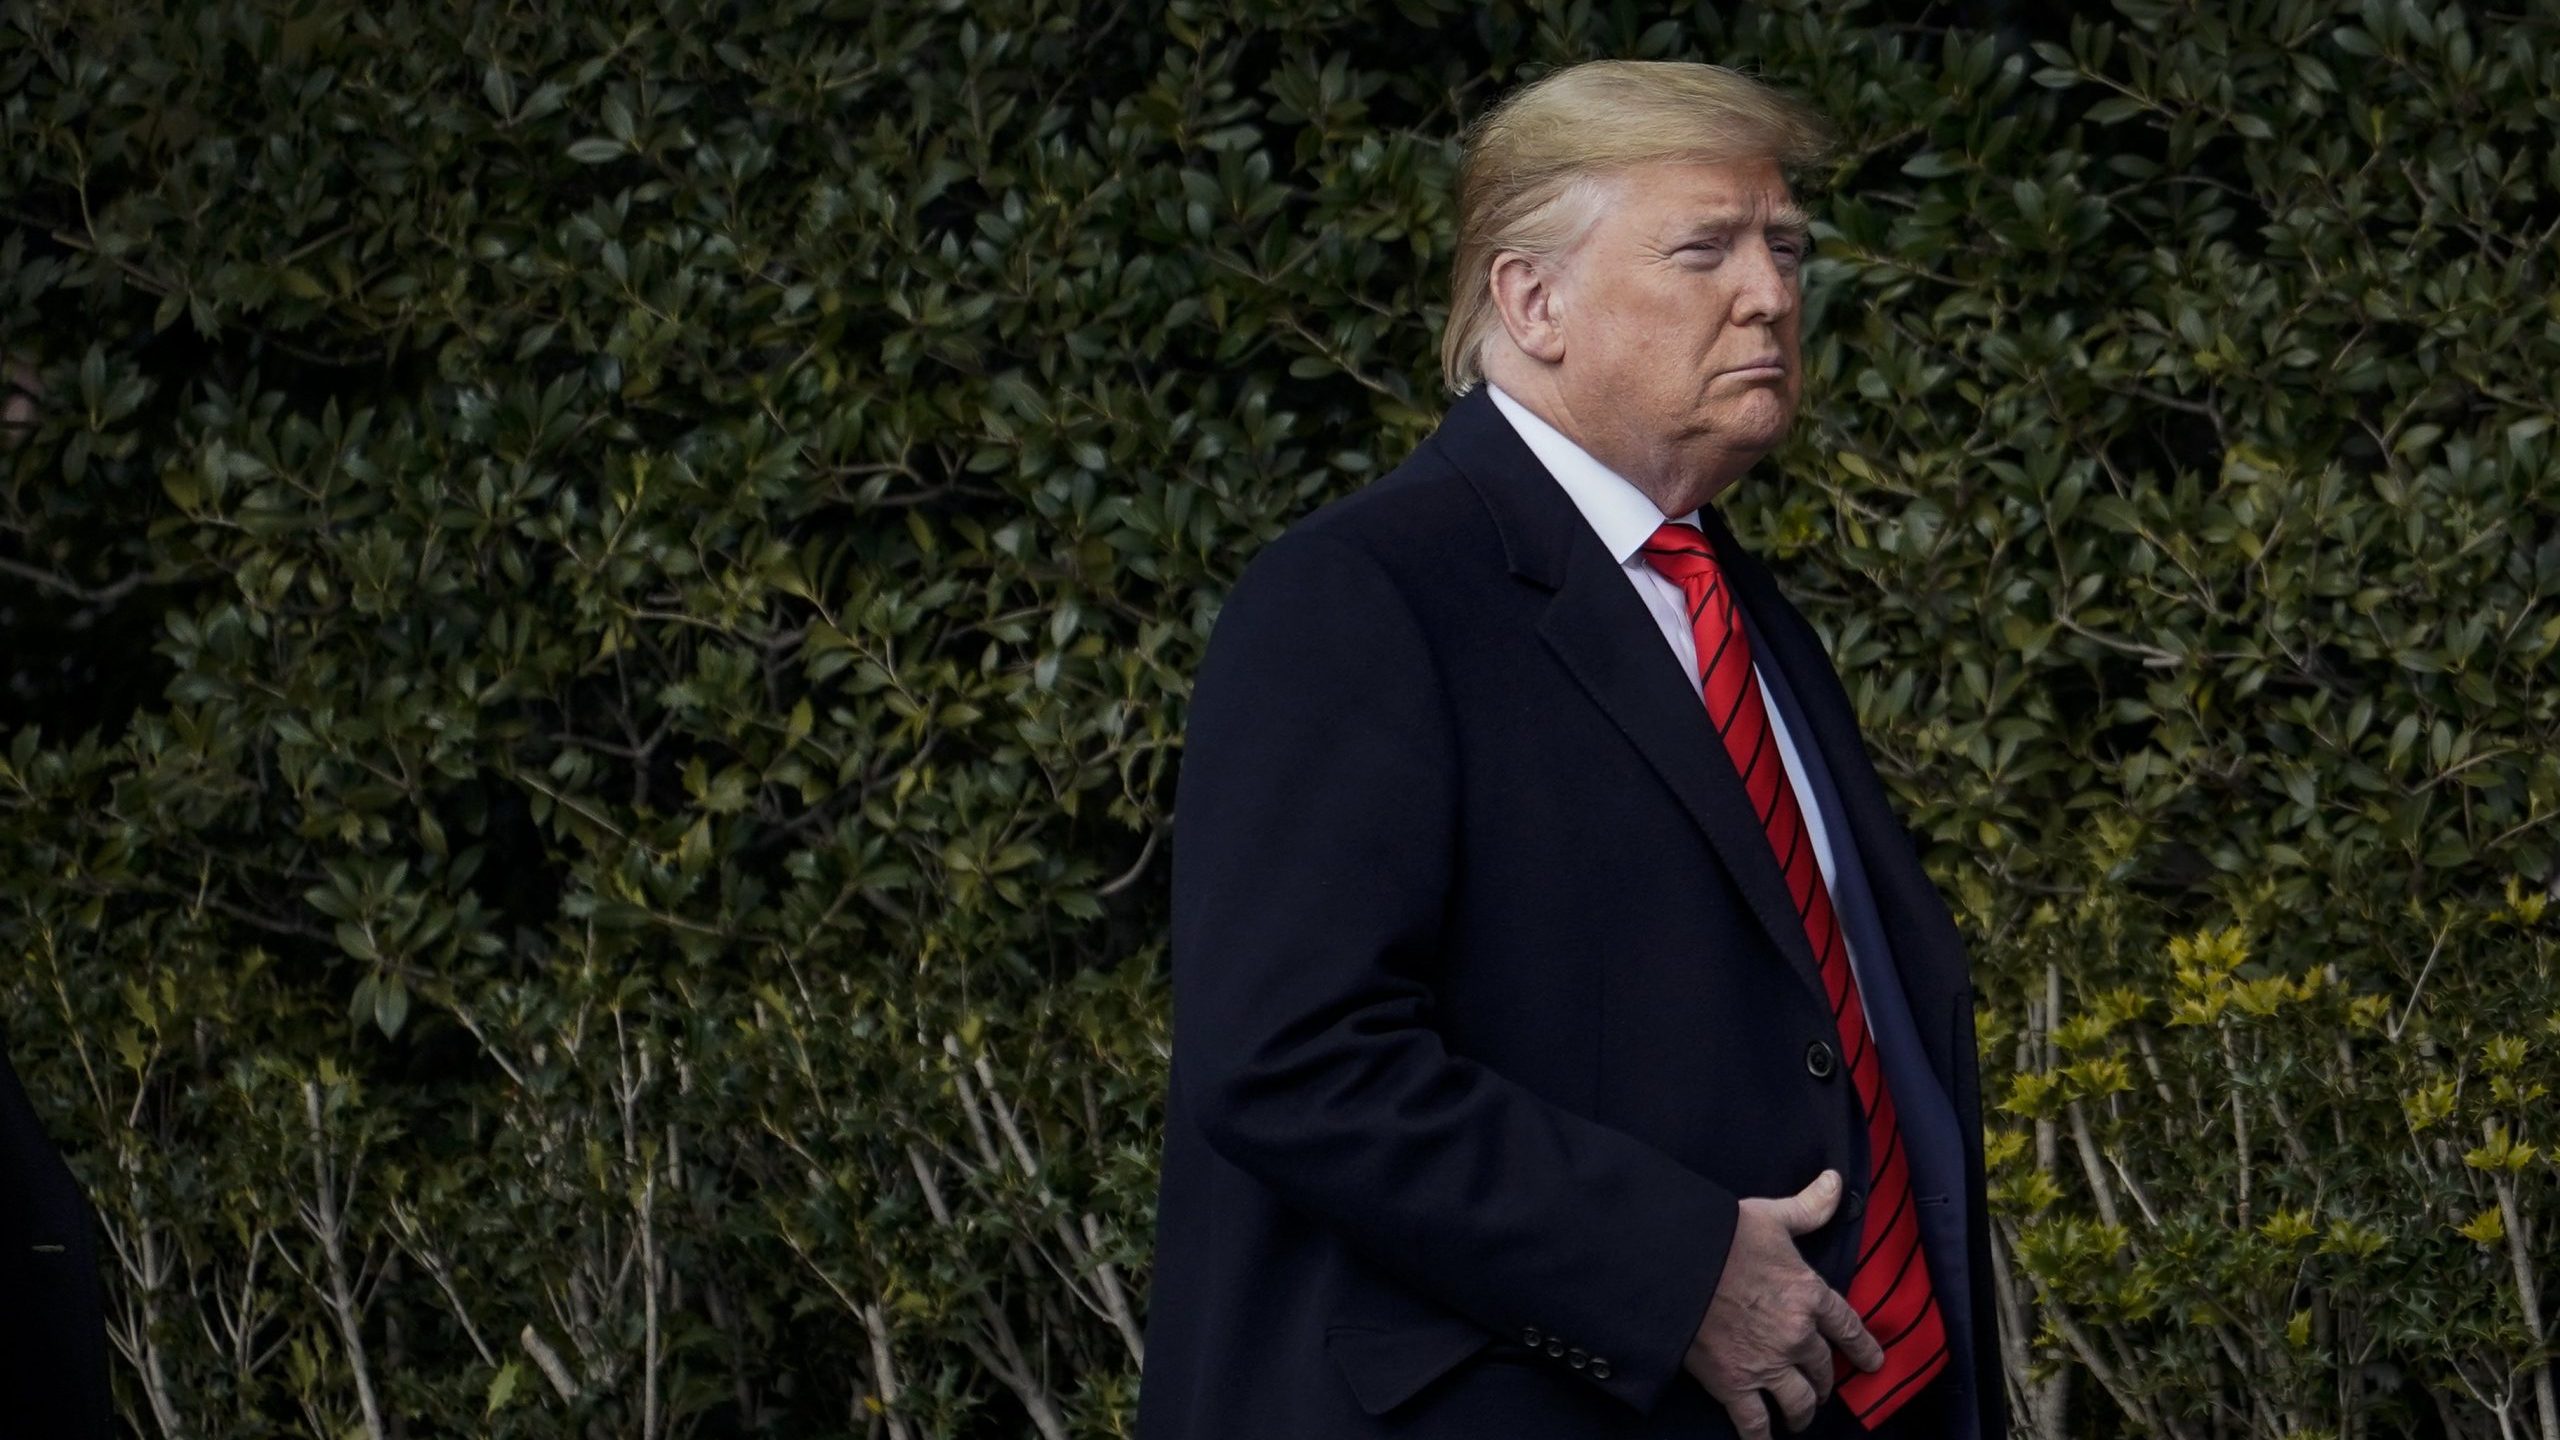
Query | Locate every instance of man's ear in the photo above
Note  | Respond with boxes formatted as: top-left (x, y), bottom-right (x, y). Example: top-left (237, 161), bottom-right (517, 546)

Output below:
top-left (1487, 252), bottom-right (1567, 365)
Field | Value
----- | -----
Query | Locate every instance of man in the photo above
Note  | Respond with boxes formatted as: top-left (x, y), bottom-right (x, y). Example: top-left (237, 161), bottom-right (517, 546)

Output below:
top-left (1136, 59), bottom-right (2005, 1440)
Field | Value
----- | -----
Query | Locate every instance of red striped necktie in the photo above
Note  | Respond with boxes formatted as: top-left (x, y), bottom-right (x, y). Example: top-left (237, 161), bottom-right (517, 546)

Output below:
top-left (1638, 518), bottom-right (1948, 1428)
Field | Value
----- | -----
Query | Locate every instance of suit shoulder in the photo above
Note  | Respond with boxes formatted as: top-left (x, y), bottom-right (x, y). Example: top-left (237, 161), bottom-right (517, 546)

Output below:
top-left (1252, 435), bottom-right (1485, 584)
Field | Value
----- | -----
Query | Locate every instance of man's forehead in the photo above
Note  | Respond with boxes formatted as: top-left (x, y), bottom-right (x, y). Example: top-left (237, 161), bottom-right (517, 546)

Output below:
top-left (1617, 158), bottom-right (1805, 227)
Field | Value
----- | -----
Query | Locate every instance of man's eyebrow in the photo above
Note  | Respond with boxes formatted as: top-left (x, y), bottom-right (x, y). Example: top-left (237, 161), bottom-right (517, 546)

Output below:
top-left (1669, 206), bottom-right (1815, 239)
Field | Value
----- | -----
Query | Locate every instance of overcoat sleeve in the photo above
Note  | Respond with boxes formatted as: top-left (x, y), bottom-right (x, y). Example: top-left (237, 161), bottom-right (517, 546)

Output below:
top-left (1171, 526), bottom-right (1741, 1416)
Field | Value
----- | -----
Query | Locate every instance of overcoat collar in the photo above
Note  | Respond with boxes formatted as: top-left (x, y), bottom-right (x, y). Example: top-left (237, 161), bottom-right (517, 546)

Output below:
top-left (1425, 382), bottom-right (1965, 1052)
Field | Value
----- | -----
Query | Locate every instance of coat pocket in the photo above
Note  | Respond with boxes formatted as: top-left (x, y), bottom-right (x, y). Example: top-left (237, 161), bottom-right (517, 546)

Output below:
top-left (1321, 1264), bottom-right (1498, 1416)
top-left (1322, 1319), bottom-right (1497, 1416)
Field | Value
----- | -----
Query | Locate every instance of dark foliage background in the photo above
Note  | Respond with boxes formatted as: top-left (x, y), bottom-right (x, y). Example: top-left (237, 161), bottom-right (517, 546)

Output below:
top-left (2, 0), bottom-right (2556, 1435)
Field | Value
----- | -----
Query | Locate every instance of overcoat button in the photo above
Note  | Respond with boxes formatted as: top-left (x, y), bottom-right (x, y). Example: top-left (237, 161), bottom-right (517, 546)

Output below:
top-left (1806, 1040), bottom-right (1836, 1079)
top-left (1522, 1325), bottom-right (1542, 1347)
top-left (1845, 1187), bottom-right (1866, 1220)
top-left (1545, 1337), bottom-right (1565, 1357)
top-left (1568, 1347), bottom-right (1589, 1368)
top-left (1590, 1357), bottom-right (1613, 1379)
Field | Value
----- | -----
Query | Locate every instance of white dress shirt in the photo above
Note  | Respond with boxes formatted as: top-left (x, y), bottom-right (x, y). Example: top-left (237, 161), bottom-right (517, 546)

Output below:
top-left (1485, 381), bottom-right (1878, 1000)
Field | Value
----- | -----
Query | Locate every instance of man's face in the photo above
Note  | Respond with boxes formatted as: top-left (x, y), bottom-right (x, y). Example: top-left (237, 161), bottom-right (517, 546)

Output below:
top-left (1546, 156), bottom-right (1808, 484)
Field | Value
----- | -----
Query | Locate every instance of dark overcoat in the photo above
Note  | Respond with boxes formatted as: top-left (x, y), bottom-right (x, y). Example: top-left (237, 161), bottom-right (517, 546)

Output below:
top-left (1136, 383), bottom-right (2007, 1439)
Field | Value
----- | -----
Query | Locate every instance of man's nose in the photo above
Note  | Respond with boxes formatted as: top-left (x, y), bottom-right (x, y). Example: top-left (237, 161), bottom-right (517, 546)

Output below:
top-left (1730, 244), bottom-right (1797, 327)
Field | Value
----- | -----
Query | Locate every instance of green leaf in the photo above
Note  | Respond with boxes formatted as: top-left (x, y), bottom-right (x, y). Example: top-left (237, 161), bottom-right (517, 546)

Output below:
top-left (374, 977), bottom-right (410, 1039)
top-left (486, 1361), bottom-right (522, 1415)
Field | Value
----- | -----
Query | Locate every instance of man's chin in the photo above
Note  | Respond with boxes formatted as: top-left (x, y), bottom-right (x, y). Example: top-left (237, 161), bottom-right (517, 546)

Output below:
top-left (1707, 403), bottom-right (1795, 456)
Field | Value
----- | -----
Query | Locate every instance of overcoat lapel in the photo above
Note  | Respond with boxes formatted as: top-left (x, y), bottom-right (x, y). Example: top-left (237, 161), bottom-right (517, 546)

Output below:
top-left (1430, 385), bottom-right (1834, 1020)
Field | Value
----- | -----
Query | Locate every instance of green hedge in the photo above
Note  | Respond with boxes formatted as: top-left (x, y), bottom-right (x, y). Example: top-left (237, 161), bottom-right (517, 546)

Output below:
top-left (3, 0), bottom-right (2556, 1435)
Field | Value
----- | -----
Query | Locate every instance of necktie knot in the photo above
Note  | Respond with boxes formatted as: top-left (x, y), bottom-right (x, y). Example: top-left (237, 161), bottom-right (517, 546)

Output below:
top-left (1637, 519), bottom-right (1720, 590)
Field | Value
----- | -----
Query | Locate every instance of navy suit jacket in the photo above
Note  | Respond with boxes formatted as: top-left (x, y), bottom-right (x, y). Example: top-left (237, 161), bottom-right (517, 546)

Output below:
top-left (1743, 594), bottom-right (1986, 1440)
top-left (1136, 383), bottom-right (2006, 1439)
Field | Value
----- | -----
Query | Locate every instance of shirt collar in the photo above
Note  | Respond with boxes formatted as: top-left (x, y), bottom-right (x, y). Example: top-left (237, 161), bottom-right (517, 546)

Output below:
top-left (1483, 381), bottom-right (1701, 566)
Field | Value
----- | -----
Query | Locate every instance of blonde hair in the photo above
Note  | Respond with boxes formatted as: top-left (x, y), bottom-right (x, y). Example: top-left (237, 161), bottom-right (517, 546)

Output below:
top-left (1440, 60), bottom-right (1835, 395)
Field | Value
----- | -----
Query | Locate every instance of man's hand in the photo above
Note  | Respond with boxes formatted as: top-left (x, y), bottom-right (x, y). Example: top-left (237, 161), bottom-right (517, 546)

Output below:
top-left (1682, 1169), bottom-right (1883, 1438)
